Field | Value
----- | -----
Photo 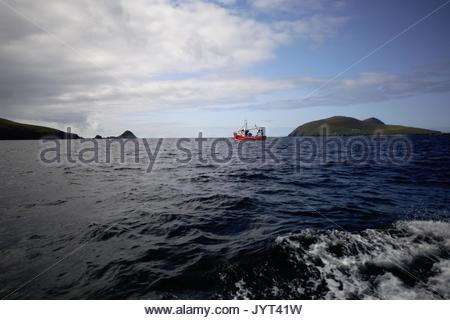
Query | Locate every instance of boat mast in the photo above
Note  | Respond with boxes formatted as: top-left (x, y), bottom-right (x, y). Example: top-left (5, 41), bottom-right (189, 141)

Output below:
top-left (244, 120), bottom-right (247, 131)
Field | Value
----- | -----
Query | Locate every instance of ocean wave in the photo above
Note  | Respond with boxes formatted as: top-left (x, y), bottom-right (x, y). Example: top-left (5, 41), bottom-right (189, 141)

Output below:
top-left (220, 220), bottom-right (450, 299)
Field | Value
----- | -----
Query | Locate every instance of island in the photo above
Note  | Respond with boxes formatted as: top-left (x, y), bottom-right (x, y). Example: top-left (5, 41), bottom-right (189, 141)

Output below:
top-left (288, 116), bottom-right (441, 136)
top-left (95, 130), bottom-right (138, 139)
top-left (0, 117), bottom-right (81, 140)
top-left (117, 130), bottom-right (137, 139)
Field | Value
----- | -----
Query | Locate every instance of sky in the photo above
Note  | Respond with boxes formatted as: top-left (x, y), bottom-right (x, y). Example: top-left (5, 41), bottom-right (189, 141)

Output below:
top-left (0, 0), bottom-right (449, 137)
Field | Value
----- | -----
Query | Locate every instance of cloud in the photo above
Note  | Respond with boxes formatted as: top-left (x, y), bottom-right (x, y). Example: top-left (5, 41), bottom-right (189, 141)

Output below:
top-left (248, 0), bottom-right (347, 14)
top-left (0, 0), bottom-right (348, 135)
top-left (274, 15), bottom-right (348, 45)
top-left (1, 0), bottom-right (281, 74)
top-left (245, 63), bottom-right (450, 110)
top-left (212, 0), bottom-right (237, 6)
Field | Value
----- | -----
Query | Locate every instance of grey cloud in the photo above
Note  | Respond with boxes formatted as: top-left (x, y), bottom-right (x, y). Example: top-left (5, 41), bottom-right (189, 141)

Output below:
top-left (244, 62), bottom-right (450, 110)
top-left (248, 0), bottom-right (347, 15)
top-left (0, 0), bottom-right (348, 134)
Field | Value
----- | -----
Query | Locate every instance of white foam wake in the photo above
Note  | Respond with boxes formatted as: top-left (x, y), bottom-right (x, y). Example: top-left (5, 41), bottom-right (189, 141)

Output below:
top-left (272, 220), bottom-right (450, 299)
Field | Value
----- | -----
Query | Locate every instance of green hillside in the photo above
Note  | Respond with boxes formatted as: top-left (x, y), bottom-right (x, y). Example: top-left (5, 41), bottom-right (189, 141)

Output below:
top-left (288, 116), bottom-right (440, 136)
top-left (0, 117), bottom-right (81, 140)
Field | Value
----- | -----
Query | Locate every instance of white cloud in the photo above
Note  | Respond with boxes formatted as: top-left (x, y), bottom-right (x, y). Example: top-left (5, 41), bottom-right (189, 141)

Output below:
top-left (212, 0), bottom-right (237, 6)
top-left (248, 0), bottom-right (346, 13)
top-left (0, 0), bottom-right (348, 135)
top-left (2, 0), bottom-right (288, 75)
top-left (245, 64), bottom-right (450, 110)
top-left (274, 15), bottom-right (348, 44)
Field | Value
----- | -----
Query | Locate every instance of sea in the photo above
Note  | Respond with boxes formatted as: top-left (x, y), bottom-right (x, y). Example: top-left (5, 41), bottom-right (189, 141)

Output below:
top-left (0, 135), bottom-right (449, 299)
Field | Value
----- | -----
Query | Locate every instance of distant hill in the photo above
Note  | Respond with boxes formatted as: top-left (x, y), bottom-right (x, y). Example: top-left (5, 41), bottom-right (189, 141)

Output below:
top-left (0, 117), bottom-right (81, 140)
top-left (101, 130), bottom-right (138, 139)
top-left (288, 116), bottom-right (441, 136)
top-left (118, 130), bottom-right (137, 139)
top-left (362, 117), bottom-right (385, 125)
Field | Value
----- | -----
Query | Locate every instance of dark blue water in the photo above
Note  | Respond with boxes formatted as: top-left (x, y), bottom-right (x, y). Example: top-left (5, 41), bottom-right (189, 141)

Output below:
top-left (0, 135), bottom-right (449, 299)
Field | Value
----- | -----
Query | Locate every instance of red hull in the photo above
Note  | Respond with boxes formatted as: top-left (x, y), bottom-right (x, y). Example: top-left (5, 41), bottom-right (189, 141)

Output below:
top-left (233, 133), bottom-right (266, 141)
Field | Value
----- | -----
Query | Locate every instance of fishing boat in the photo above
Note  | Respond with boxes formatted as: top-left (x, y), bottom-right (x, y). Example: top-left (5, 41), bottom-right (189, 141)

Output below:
top-left (233, 121), bottom-right (266, 141)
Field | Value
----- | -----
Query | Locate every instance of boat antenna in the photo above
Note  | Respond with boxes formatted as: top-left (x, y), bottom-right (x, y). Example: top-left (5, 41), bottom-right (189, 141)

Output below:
top-left (244, 120), bottom-right (247, 131)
